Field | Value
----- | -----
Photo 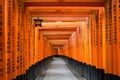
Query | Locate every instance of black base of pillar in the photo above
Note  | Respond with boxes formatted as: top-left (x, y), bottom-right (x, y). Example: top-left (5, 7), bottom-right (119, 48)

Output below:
top-left (96, 69), bottom-right (104, 80)
top-left (104, 74), bottom-right (114, 80)
top-left (90, 66), bottom-right (94, 80)
top-left (113, 75), bottom-right (118, 80)
top-left (118, 76), bottom-right (120, 80)
top-left (13, 74), bottom-right (25, 80)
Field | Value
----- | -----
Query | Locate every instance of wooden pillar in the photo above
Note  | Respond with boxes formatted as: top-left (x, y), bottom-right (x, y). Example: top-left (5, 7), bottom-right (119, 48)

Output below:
top-left (68, 39), bottom-right (70, 58)
top-left (106, 0), bottom-right (113, 74)
top-left (25, 10), bottom-right (30, 71)
top-left (0, 1), bottom-right (5, 80)
top-left (43, 36), bottom-right (47, 58)
top-left (102, 7), bottom-right (106, 71)
top-left (24, 9), bottom-right (28, 72)
top-left (112, 0), bottom-right (118, 76)
top-left (38, 30), bottom-right (42, 61)
top-left (97, 8), bottom-right (104, 69)
top-left (87, 17), bottom-right (92, 65)
top-left (91, 14), bottom-right (98, 67)
top-left (39, 31), bottom-right (45, 60)
top-left (68, 36), bottom-right (72, 58)
top-left (44, 38), bottom-right (52, 57)
top-left (117, 0), bottom-right (120, 77)
top-left (48, 43), bottom-right (53, 56)
top-left (64, 41), bottom-right (69, 57)
top-left (84, 21), bottom-right (90, 64)
top-left (79, 22), bottom-right (85, 63)
top-left (75, 28), bottom-right (81, 61)
top-left (22, 6), bottom-right (27, 77)
top-left (35, 27), bottom-right (39, 63)
top-left (104, 0), bottom-right (109, 74)
top-left (72, 32), bottom-right (77, 60)
top-left (104, 0), bottom-right (113, 75)
top-left (5, 0), bottom-right (13, 79)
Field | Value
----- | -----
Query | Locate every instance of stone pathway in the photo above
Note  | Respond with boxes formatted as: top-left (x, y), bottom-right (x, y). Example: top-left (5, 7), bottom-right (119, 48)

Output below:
top-left (43, 57), bottom-right (79, 80)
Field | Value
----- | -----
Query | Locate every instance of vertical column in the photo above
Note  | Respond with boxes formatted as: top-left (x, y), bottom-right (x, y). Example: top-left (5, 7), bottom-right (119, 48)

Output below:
top-left (26, 11), bottom-right (31, 69)
top-left (38, 30), bottom-right (42, 61)
top-left (17, 0), bottom-right (24, 77)
top-left (98, 8), bottom-right (104, 69)
top-left (102, 7), bottom-right (106, 72)
top-left (104, 0), bottom-right (109, 74)
top-left (44, 37), bottom-right (48, 58)
top-left (47, 42), bottom-right (53, 57)
top-left (95, 12), bottom-right (99, 68)
top-left (104, 1), bottom-right (114, 79)
top-left (30, 18), bottom-right (33, 66)
top-left (112, 0), bottom-right (118, 77)
top-left (68, 36), bottom-right (72, 58)
top-left (72, 32), bottom-right (77, 60)
top-left (79, 22), bottom-right (85, 63)
top-left (5, 0), bottom-right (13, 79)
top-left (59, 47), bottom-right (65, 56)
top-left (43, 36), bottom-right (46, 58)
top-left (117, 0), bottom-right (120, 77)
top-left (69, 32), bottom-right (76, 60)
top-left (39, 31), bottom-right (44, 60)
top-left (22, 10), bottom-right (27, 77)
top-left (25, 11), bottom-right (29, 70)
top-left (22, 10), bottom-right (26, 77)
top-left (10, 0), bottom-right (13, 78)
top-left (31, 18), bottom-right (35, 65)
top-left (79, 25), bottom-right (83, 62)
top-left (87, 17), bottom-right (92, 65)
top-left (76, 27), bottom-right (81, 62)
top-left (83, 21), bottom-right (89, 64)
top-left (64, 41), bottom-right (69, 57)
top-left (35, 27), bottom-right (39, 64)
top-left (0, 1), bottom-right (5, 80)
top-left (11, 0), bottom-right (17, 79)
top-left (107, 0), bottom-right (113, 75)
top-left (91, 14), bottom-right (97, 67)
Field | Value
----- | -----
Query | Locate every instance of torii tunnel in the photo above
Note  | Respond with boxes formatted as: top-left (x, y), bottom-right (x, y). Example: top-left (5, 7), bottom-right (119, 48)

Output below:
top-left (0, 0), bottom-right (120, 80)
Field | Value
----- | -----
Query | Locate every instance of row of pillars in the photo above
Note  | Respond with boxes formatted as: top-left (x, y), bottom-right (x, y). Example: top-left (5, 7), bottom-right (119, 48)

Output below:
top-left (0, 0), bottom-right (56, 80)
top-left (58, 5), bottom-right (120, 80)
top-left (0, 0), bottom-right (120, 80)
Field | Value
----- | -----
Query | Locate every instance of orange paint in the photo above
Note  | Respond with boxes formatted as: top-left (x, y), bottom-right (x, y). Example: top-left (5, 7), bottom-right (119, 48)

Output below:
top-left (0, 1), bottom-right (6, 80)
top-left (1, 0), bottom-right (120, 79)
top-left (112, 0), bottom-right (118, 75)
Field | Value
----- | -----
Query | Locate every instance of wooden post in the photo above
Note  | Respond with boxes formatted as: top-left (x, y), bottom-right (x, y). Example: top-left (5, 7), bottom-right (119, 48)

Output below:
top-left (117, 0), bottom-right (120, 77)
top-left (112, 0), bottom-right (118, 76)
top-left (0, 0), bottom-right (5, 80)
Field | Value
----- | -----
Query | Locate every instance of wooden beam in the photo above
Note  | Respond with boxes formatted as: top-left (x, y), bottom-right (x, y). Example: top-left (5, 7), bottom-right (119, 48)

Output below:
top-left (39, 27), bottom-right (76, 32)
top-left (48, 40), bottom-right (67, 43)
top-left (42, 32), bottom-right (73, 36)
top-left (45, 35), bottom-right (70, 39)
top-left (31, 14), bottom-right (91, 19)
top-left (39, 27), bottom-right (77, 31)
top-left (52, 45), bottom-right (64, 48)
top-left (37, 17), bottom-right (86, 22)
top-left (26, 6), bottom-right (100, 10)
top-left (52, 44), bottom-right (64, 46)
top-left (47, 37), bottom-right (69, 40)
top-left (30, 11), bottom-right (93, 16)
top-left (24, 2), bottom-right (105, 7)
top-left (45, 34), bottom-right (71, 36)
